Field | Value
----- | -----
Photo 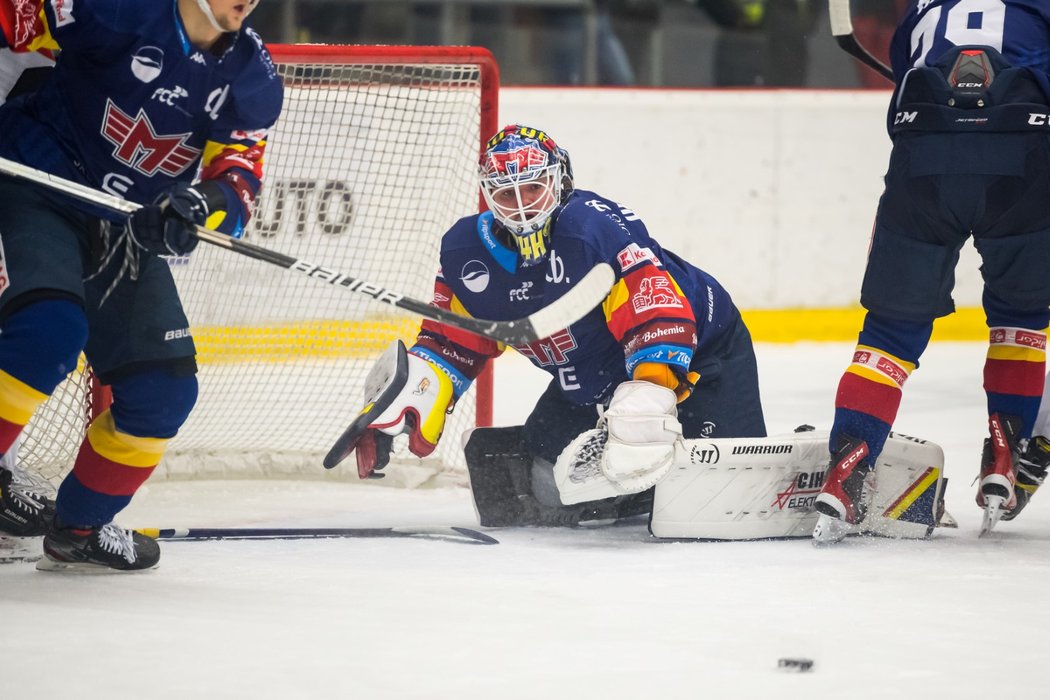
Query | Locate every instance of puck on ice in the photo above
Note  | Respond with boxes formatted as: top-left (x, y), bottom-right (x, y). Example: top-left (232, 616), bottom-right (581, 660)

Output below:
top-left (777, 658), bottom-right (814, 672)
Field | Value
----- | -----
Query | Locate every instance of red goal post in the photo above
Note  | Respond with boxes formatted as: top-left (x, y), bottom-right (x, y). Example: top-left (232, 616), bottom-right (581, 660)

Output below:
top-left (21, 45), bottom-right (499, 488)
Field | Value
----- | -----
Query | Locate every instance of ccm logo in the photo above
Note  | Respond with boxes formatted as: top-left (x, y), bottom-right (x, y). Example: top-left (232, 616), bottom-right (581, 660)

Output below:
top-left (1028, 113), bottom-right (1050, 126)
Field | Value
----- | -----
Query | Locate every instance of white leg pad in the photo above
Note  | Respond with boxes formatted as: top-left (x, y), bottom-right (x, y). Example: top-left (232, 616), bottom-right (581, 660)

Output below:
top-left (650, 430), bottom-right (948, 540)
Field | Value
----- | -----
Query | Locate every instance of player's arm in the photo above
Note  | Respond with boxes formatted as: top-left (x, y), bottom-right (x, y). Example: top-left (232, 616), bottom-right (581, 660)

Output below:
top-left (129, 60), bottom-right (283, 255)
top-left (192, 131), bottom-right (270, 237)
top-left (411, 275), bottom-right (503, 397)
top-left (127, 127), bottom-right (276, 256)
top-left (194, 62), bottom-right (285, 237)
top-left (332, 272), bottom-right (503, 478)
top-left (596, 257), bottom-right (700, 488)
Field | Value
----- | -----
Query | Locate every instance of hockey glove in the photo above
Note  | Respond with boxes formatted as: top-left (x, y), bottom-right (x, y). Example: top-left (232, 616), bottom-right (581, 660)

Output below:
top-left (127, 183), bottom-right (209, 256)
top-left (553, 380), bottom-right (681, 505)
top-left (601, 380), bottom-right (682, 492)
top-left (324, 340), bottom-right (455, 479)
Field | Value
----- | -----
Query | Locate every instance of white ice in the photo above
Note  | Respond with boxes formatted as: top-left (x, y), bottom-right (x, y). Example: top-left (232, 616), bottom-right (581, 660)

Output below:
top-left (4, 343), bottom-right (1050, 700)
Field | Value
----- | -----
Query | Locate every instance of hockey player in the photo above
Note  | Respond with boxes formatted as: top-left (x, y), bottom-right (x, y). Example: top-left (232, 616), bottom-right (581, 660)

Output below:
top-left (334, 124), bottom-right (766, 527)
top-left (0, 47), bottom-right (55, 562)
top-left (0, 0), bottom-right (283, 569)
top-left (813, 0), bottom-right (1050, 541)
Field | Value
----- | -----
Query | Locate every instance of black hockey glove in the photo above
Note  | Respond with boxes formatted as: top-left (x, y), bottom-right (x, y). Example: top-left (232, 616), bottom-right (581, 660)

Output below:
top-left (127, 183), bottom-right (209, 256)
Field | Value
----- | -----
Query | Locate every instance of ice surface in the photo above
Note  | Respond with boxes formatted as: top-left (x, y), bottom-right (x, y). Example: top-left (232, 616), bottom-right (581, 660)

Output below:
top-left (4, 343), bottom-right (1050, 699)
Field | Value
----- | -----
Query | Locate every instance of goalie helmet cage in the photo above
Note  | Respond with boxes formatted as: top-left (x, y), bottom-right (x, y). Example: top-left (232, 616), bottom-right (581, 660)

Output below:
top-left (21, 44), bottom-right (499, 488)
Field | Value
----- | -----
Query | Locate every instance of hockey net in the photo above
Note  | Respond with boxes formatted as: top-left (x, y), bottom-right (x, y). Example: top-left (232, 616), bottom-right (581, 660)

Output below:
top-left (21, 45), bottom-right (499, 489)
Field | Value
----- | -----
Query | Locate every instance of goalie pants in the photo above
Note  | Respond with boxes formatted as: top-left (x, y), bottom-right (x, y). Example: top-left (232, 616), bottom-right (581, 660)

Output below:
top-left (523, 315), bottom-right (766, 465)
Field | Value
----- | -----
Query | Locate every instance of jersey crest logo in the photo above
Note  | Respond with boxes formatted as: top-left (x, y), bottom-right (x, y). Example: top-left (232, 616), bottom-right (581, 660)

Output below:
top-left (632, 277), bottom-right (683, 312)
top-left (10, 0), bottom-right (45, 49)
top-left (101, 100), bottom-right (200, 176)
top-left (515, 328), bottom-right (578, 367)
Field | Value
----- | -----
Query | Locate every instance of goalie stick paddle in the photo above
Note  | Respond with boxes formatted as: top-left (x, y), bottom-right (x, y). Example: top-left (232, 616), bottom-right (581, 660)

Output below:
top-left (137, 526), bottom-right (499, 545)
top-left (0, 156), bottom-right (614, 346)
top-left (828, 0), bottom-right (894, 83)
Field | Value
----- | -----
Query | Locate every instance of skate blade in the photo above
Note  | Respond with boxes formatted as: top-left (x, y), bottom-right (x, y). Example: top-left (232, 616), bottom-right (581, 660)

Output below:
top-left (35, 557), bottom-right (158, 574)
top-left (812, 513), bottom-right (851, 546)
top-left (979, 495), bottom-right (1007, 538)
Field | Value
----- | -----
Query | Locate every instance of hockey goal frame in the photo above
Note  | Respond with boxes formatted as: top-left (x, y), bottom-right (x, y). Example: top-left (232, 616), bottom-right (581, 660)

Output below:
top-left (63, 44), bottom-right (500, 476)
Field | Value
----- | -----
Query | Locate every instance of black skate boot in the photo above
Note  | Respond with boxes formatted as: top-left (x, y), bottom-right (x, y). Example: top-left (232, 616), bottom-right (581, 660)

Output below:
top-left (0, 466), bottom-right (55, 537)
top-left (812, 435), bottom-right (875, 544)
top-left (977, 413), bottom-right (1021, 535)
top-left (1002, 435), bottom-right (1050, 522)
top-left (37, 521), bottom-right (160, 572)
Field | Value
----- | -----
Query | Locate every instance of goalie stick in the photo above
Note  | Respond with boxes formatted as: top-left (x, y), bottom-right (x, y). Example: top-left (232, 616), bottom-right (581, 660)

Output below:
top-left (137, 525), bottom-right (499, 545)
top-left (828, 0), bottom-right (894, 83)
top-left (0, 156), bottom-right (614, 346)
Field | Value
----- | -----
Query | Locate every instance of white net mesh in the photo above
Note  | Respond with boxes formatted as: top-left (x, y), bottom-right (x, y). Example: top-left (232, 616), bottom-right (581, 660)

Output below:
top-left (21, 46), bottom-right (497, 489)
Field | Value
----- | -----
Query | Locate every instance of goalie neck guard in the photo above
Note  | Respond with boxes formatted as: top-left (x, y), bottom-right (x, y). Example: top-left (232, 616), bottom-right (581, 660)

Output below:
top-left (479, 125), bottom-right (574, 237)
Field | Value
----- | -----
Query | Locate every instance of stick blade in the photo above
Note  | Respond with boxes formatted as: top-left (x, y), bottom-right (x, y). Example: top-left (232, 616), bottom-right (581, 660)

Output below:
top-left (137, 526), bottom-right (499, 545)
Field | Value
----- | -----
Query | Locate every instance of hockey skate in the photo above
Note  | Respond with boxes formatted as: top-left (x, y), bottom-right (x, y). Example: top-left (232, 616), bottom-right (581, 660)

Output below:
top-left (37, 522), bottom-right (160, 572)
top-left (0, 456), bottom-right (56, 563)
top-left (977, 414), bottom-right (1021, 537)
top-left (812, 435), bottom-right (874, 545)
top-left (1002, 436), bottom-right (1050, 522)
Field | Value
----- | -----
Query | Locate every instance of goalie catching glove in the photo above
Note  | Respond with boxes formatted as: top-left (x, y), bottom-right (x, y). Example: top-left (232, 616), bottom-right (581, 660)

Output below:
top-left (554, 380), bottom-right (682, 504)
top-left (324, 340), bottom-right (455, 478)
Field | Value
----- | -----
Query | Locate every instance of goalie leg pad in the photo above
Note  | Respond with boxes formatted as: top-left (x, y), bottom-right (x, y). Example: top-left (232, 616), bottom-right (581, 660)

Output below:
top-left (466, 427), bottom-right (655, 527)
top-left (464, 426), bottom-right (533, 527)
top-left (649, 430), bottom-right (948, 540)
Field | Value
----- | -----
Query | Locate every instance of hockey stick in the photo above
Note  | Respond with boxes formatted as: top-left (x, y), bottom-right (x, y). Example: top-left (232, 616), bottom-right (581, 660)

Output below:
top-left (0, 156), bottom-right (614, 346)
top-left (137, 525), bottom-right (499, 545)
top-left (828, 0), bottom-right (894, 83)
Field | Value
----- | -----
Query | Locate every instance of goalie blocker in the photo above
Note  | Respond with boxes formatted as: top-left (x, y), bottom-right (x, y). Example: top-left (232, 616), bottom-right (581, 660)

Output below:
top-left (649, 428), bottom-right (952, 540)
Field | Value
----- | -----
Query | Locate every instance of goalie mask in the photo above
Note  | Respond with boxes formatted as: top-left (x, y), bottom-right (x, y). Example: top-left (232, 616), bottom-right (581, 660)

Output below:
top-left (480, 125), bottom-right (574, 237)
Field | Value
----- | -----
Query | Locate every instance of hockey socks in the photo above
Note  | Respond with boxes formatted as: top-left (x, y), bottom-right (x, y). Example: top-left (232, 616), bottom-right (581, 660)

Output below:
top-left (984, 326), bottom-right (1046, 437)
top-left (832, 344), bottom-right (915, 458)
top-left (55, 410), bottom-right (169, 527)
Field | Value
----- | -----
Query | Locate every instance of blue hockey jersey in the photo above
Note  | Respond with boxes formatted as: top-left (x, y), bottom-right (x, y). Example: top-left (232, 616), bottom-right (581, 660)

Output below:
top-left (889, 0), bottom-right (1050, 100)
top-left (0, 0), bottom-right (283, 234)
top-left (411, 190), bottom-right (741, 406)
